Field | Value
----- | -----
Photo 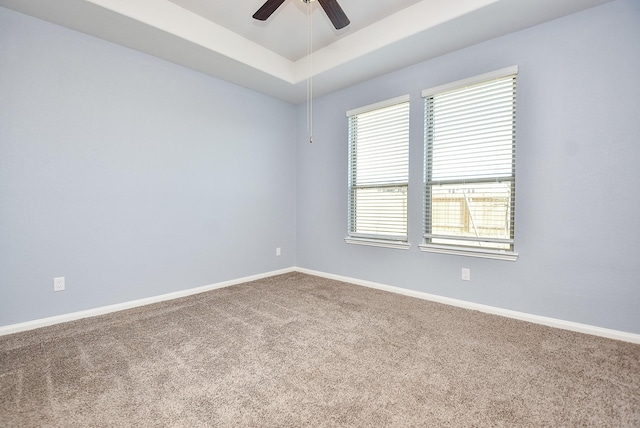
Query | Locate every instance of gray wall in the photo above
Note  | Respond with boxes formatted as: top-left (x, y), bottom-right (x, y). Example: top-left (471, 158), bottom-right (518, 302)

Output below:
top-left (295, 0), bottom-right (640, 334)
top-left (2, 1), bottom-right (639, 335)
top-left (0, 7), bottom-right (296, 326)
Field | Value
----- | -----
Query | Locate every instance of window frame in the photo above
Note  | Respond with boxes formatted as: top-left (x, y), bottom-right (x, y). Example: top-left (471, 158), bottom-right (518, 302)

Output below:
top-left (345, 95), bottom-right (411, 250)
top-left (420, 66), bottom-right (519, 261)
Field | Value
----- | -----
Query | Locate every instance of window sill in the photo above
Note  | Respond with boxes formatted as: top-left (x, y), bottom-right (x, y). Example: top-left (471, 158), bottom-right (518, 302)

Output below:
top-left (419, 244), bottom-right (518, 261)
top-left (345, 237), bottom-right (411, 250)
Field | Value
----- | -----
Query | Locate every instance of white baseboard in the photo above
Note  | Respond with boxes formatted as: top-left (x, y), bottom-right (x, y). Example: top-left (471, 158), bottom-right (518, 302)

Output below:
top-left (3, 266), bottom-right (639, 345)
top-left (296, 267), bottom-right (640, 344)
top-left (0, 267), bottom-right (295, 337)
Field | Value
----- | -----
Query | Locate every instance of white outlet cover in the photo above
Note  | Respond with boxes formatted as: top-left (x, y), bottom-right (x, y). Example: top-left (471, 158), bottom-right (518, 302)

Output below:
top-left (461, 268), bottom-right (471, 281)
top-left (54, 277), bottom-right (65, 291)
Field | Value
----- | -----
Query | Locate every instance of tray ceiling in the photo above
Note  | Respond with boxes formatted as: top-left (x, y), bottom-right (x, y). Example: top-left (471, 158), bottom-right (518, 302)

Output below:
top-left (0, 0), bottom-right (614, 103)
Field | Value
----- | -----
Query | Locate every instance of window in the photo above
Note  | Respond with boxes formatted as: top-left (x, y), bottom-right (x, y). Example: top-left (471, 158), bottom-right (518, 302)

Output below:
top-left (421, 66), bottom-right (518, 260)
top-left (346, 95), bottom-right (410, 249)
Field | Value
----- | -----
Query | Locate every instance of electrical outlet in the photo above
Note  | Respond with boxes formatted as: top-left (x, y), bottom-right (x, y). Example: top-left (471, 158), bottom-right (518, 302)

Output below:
top-left (461, 268), bottom-right (471, 281)
top-left (276, 247), bottom-right (281, 256)
top-left (54, 277), bottom-right (65, 292)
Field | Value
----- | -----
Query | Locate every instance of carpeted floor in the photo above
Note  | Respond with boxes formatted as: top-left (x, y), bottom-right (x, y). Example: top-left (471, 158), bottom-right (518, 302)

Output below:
top-left (1, 272), bottom-right (639, 427)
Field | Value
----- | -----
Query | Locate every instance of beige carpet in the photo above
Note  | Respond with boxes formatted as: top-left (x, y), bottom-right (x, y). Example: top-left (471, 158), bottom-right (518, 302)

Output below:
top-left (1, 272), bottom-right (639, 427)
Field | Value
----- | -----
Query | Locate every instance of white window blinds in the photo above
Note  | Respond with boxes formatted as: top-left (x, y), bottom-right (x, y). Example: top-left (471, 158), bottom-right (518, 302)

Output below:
top-left (347, 96), bottom-right (410, 244)
top-left (423, 67), bottom-right (517, 252)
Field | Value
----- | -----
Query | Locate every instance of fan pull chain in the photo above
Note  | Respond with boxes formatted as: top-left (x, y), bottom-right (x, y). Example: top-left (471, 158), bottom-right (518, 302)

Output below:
top-left (306, 0), bottom-right (313, 143)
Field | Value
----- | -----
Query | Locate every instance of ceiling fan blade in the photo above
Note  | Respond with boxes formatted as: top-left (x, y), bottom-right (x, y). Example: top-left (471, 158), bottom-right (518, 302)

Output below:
top-left (317, 0), bottom-right (350, 29)
top-left (253, 0), bottom-right (287, 21)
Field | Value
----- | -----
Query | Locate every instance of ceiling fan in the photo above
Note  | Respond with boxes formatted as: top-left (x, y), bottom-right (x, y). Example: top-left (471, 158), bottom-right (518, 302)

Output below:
top-left (253, 0), bottom-right (350, 30)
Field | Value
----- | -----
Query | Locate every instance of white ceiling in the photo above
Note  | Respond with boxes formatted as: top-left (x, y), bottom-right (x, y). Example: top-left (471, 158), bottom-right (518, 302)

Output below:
top-left (1, 0), bottom-right (614, 103)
